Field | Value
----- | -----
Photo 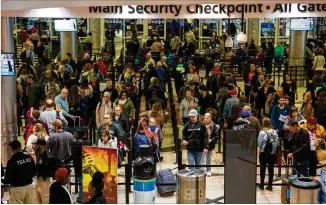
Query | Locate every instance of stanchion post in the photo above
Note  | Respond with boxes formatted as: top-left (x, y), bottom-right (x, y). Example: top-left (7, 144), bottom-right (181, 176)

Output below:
top-left (125, 164), bottom-right (130, 204)
top-left (127, 136), bottom-right (133, 193)
top-left (88, 118), bottom-right (93, 145)
top-left (177, 138), bottom-right (183, 170)
top-left (217, 130), bottom-right (222, 153)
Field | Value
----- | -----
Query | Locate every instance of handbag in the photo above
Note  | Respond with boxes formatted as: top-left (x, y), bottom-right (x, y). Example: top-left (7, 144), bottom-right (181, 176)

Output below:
top-left (316, 138), bottom-right (326, 161)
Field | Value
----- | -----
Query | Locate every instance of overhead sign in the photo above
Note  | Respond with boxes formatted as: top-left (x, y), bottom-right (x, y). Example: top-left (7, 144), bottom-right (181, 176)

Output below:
top-left (290, 18), bottom-right (314, 31)
top-left (54, 19), bottom-right (77, 32)
top-left (2, 3), bottom-right (326, 18)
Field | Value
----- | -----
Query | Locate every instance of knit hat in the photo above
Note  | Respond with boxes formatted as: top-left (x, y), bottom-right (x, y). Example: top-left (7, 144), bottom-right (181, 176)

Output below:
top-left (307, 117), bottom-right (317, 125)
top-left (230, 88), bottom-right (237, 96)
top-left (55, 168), bottom-right (68, 180)
top-left (241, 111), bottom-right (252, 118)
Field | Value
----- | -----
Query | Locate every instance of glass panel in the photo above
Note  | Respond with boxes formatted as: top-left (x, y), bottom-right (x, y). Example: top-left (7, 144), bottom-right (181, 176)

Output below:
top-left (149, 19), bottom-right (164, 38)
top-left (222, 18), bottom-right (246, 37)
top-left (224, 130), bottom-right (257, 204)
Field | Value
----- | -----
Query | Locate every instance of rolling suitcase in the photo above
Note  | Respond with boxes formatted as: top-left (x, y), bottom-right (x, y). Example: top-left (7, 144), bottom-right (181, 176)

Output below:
top-left (156, 153), bottom-right (176, 196)
top-left (281, 159), bottom-right (296, 204)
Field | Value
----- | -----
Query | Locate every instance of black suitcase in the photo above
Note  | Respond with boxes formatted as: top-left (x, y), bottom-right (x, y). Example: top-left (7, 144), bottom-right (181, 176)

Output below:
top-left (156, 168), bottom-right (176, 196)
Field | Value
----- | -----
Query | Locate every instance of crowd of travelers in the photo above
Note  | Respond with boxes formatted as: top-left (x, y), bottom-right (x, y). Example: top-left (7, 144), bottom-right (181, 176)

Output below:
top-left (2, 24), bottom-right (326, 204)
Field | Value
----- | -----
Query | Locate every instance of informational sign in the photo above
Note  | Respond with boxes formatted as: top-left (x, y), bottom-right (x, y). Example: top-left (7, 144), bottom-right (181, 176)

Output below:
top-left (3, 3), bottom-right (326, 18)
top-left (82, 146), bottom-right (118, 203)
top-left (290, 18), bottom-right (313, 31)
top-left (1, 53), bottom-right (15, 76)
top-left (54, 19), bottom-right (77, 32)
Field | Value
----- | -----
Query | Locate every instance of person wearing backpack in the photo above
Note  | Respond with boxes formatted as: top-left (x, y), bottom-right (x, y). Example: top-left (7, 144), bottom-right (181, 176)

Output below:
top-left (26, 74), bottom-right (45, 110)
top-left (63, 129), bottom-right (89, 203)
top-left (147, 117), bottom-right (163, 162)
top-left (133, 122), bottom-right (151, 159)
top-left (257, 118), bottom-right (279, 191)
top-left (34, 138), bottom-right (57, 204)
top-left (232, 111), bottom-right (253, 130)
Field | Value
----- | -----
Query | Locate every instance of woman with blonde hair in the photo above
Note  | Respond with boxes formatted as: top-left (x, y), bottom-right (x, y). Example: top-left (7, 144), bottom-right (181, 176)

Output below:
top-left (26, 123), bottom-right (49, 154)
top-left (257, 118), bottom-right (279, 191)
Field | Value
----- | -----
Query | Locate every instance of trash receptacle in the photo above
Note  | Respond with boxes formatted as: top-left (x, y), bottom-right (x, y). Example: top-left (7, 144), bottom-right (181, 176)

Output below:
top-left (320, 167), bottom-right (326, 203)
top-left (176, 169), bottom-right (206, 204)
top-left (290, 177), bottom-right (320, 204)
top-left (133, 145), bottom-right (156, 204)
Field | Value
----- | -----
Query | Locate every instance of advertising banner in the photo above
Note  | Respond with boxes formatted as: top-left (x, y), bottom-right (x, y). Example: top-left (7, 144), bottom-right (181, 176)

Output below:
top-left (82, 146), bottom-right (118, 203)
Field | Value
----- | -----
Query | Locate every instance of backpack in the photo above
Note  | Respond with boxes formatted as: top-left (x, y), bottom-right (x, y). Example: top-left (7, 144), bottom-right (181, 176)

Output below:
top-left (46, 152), bottom-right (63, 177)
top-left (151, 86), bottom-right (162, 100)
top-left (149, 127), bottom-right (159, 153)
top-left (263, 131), bottom-right (278, 155)
top-left (20, 50), bottom-right (27, 62)
top-left (37, 84), bottom-right (46, 100)
top-left (24, 123), bottom-right (34, 142)
top-left (232, 119), bottom-right (253, 131)
top-left (135, 133), bottom-right (150, 152)
top-left (112, 121), bottom-right (127, 142)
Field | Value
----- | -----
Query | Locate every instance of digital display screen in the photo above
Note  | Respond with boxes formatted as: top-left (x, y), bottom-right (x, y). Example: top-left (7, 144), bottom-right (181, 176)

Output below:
top-left (290, 18), bottom-right (313, 31)
top-left (1, 53), bottom-right (15, 76)
top-left (54, 19), bottom-right (77, 32)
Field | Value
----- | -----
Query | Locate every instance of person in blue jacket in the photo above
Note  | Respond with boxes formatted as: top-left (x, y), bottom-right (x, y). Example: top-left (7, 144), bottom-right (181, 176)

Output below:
top-left (271, 95), bottom-right (288, 140)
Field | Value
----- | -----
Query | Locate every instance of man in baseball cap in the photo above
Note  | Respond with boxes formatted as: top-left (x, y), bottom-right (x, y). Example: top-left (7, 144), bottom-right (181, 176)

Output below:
top-left (182, 109), bottom-right (209, 169)
top-left (49, 168), bottom-right (72, 204)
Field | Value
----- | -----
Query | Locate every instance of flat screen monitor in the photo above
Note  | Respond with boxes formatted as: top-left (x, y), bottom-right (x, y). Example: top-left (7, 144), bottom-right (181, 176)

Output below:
top-left (54, 19), bottom-right (77, 32)
top-left (290, 18), bottom-right (313, 31)
top-left (1, 53), bottom-right (15, 76)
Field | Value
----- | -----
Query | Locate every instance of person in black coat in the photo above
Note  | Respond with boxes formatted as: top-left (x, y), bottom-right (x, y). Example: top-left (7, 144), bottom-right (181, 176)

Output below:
top-left (49, 168), bottom-right (72, 204)
top-left (198, 85), bottom-right (216, 118)
top-left (85, 172), bottom-right (107, 204)
top-left (113, 106), bottom-right (129, 134)
top-left (63, 129), bottom-right (89, 202)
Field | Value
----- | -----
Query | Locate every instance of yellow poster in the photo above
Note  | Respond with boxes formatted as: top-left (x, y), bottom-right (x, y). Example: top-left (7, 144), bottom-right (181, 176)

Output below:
top-left (82, 146), bottom-right (118, 203)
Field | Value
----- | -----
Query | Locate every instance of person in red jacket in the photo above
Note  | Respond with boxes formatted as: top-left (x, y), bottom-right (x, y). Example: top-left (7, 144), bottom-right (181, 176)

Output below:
top-left (24, 110), bottom-right (49, 142)
top-left (93, 57), bottom-right (107, 78)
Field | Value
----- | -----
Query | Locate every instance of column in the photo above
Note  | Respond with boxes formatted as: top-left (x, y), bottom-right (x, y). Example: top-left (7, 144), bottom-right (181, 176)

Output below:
top-left (89, 18), bottom-right (102, 51)
top-left (60, 32), bottom-right (77, 60)
top-left (274, 18), bottom-right (280, 45)
top-left (143, 19), bottom-right (149, 39)
top-left (1, 17), bottom-right (17, 166)
top-left (100, 18), bottom-right (105, 46)
top-left (49, 18), bottom-right (54, 38)
top-left (246, 18), bottom-right (260, 46)
top-left (289, 30), bottom-right (307, 87)
top-left (218, 20), bottom-right (222, 36)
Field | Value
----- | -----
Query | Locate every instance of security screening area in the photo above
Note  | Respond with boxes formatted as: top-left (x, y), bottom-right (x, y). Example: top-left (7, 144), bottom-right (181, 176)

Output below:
top-left (2, 0), bottom-right (326, 204)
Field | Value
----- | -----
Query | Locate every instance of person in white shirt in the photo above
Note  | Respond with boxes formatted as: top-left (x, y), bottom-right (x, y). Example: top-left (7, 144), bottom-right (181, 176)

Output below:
top-left (98, 130), bottom-right (117, 149)
top-left (26, 123), bottom-right (49, 155)
top-left (313, 49), bottom-right (326, 74)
